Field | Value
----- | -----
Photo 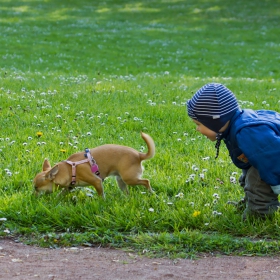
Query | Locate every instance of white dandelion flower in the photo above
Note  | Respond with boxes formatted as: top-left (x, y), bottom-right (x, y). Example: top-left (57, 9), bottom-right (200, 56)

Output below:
top-left (189, 174), bottom-right (196, 179)
top-left (191, 165), bottom-right (199, 171)
top-left (230, 176), bottom-right (236, 183)
top-left (175, 192), bottom-right (184, 198)
top-left (213, 193), bottom-right (220, 199)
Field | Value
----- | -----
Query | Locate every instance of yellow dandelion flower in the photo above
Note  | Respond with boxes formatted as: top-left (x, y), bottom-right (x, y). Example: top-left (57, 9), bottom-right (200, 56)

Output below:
top-left (60, 149), bottom-right (66, 153)
top-left (36, 131), bottom-right (43, 137)
top-left (192, 210), bottom-right (201, 218)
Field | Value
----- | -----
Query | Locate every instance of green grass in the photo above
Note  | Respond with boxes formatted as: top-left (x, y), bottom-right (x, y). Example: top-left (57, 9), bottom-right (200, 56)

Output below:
top-left (1, 0), bottom-right (280, 258)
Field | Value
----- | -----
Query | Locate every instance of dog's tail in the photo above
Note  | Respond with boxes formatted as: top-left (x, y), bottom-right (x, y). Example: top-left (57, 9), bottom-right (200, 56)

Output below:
top-left (139, 132), bottom-right (155, 161)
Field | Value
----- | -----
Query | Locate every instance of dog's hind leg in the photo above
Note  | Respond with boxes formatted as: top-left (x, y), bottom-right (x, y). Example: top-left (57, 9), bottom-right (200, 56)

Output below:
top-left (116, 176), bottom-right (129, 194)
top-left (135, 178), bottom-right (153, 192)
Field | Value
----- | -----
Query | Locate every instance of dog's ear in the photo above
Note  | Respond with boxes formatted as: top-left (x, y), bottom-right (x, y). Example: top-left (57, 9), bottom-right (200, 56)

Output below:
top-left (45, 165), bottom-right (59, 180)
top-left (42, 159), bottom-right (51, 171)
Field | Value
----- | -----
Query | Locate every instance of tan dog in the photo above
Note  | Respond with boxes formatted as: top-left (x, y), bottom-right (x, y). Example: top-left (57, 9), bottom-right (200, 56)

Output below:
top-left (33, 132), bottom-right (155, 197)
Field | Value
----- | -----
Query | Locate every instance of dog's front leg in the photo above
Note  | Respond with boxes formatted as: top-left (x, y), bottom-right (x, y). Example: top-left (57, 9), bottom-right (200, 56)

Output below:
top-left (89, 176), bottom-right (105, 198)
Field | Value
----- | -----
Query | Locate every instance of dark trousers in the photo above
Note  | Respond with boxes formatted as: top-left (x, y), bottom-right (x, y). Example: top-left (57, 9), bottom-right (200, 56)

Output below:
top-left (240, 167), bottom-right (279, 216)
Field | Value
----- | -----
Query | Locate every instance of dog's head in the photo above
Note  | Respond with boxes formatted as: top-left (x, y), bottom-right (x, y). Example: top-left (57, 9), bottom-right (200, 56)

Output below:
top-left (33, 159), bottom-right (59, 194)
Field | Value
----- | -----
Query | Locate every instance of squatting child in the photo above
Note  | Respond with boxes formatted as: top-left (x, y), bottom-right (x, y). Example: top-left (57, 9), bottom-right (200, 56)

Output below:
top-left (187, 83), bottom-right (280, 219)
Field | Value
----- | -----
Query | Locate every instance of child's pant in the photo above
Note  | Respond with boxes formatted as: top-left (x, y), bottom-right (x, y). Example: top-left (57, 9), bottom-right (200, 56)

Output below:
top-left (241, 167), bottom-right (280, 217)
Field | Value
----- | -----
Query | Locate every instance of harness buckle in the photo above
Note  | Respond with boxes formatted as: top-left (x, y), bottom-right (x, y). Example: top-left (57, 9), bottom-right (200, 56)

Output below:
top-left (84, 148), bottom-right (90, 158)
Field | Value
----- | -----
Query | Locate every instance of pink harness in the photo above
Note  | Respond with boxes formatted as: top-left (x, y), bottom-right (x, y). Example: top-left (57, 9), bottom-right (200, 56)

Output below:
top-left (65, 148), bottom-right (101, 185)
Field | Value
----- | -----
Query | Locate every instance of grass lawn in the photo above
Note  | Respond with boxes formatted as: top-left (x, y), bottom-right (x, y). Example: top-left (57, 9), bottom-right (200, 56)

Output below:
top-left (0, 0), bottom-right (280, 258)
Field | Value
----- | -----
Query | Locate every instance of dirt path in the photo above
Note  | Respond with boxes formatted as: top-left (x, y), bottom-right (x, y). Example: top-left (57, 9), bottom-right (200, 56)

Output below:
top-left (1, 239), bottom-right (280, 280)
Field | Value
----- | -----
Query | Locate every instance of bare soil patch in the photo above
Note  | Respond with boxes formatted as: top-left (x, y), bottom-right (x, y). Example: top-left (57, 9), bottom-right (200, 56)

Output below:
top-left (1, 239), bottom-right (280, 280)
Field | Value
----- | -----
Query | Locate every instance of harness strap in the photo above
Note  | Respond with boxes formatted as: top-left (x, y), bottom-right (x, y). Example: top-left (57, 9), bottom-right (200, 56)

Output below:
top-left (65, 148), bottom-right (101, 185)
top-left (85, 148), bottom-right (101, 177)
top-left (65, 158), bottom-right (89, 185)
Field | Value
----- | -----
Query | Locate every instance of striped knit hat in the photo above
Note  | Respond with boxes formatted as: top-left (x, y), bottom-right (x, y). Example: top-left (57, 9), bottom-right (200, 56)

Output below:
top-left (187, 83), bottom-right (240, 133)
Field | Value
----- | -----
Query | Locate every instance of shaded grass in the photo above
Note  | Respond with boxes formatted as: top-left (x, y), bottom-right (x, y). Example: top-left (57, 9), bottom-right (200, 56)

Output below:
top-left (1, 0), bottom-right (279, 77)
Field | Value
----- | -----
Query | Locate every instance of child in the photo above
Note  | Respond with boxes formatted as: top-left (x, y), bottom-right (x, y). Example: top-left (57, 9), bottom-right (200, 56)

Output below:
top-left (187, 83), bottom-right (280, 219)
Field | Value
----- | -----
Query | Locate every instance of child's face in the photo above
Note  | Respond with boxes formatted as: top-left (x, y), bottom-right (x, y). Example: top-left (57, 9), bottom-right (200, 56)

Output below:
top-left (192, 120), bottom-right (217, 141)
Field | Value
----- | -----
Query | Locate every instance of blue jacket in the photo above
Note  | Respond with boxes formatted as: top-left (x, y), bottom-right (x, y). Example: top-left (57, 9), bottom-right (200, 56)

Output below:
top-left (222, 109), bottom-right (280, 187)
